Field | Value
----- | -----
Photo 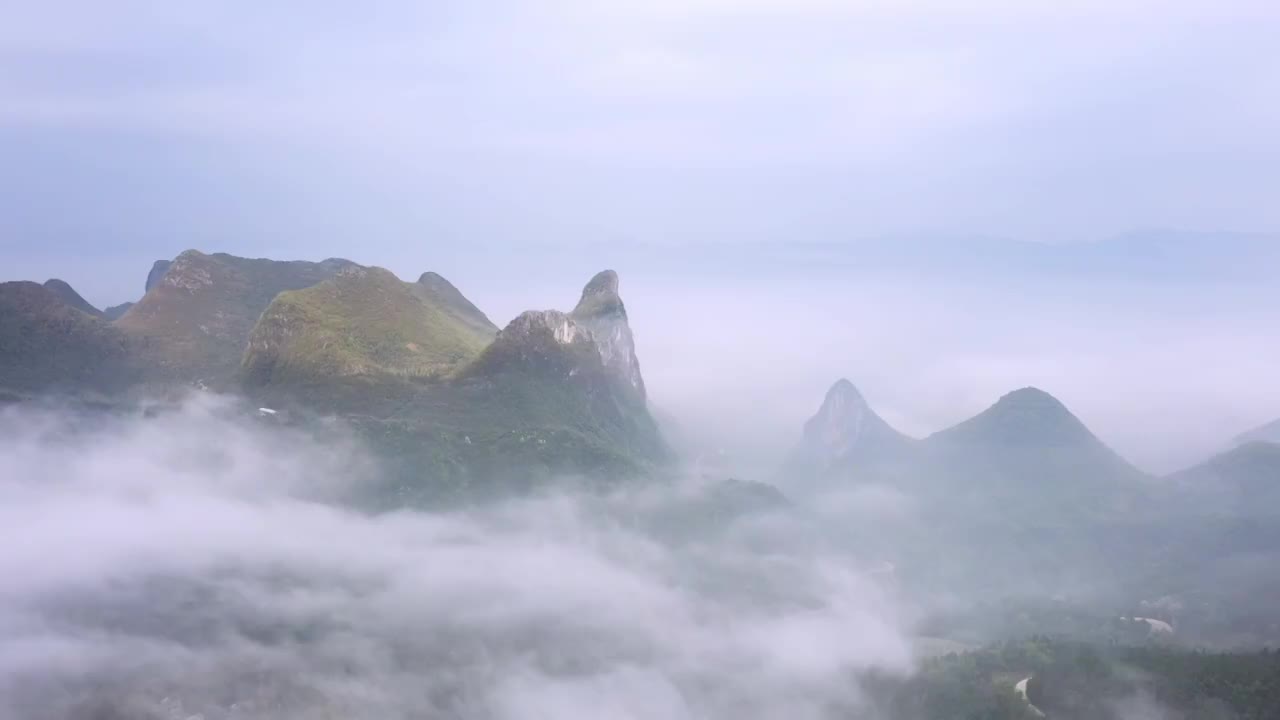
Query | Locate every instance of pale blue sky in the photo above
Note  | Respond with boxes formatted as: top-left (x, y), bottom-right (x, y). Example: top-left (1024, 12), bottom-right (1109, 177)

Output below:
top-left (3, 1), bottom-right (1279, 470)
top-left (3, 1), bottom-right (1278, 293)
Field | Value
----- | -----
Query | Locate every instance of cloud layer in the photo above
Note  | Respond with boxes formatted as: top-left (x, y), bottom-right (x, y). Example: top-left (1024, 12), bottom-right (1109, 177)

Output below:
top-left (0, 397), bottom-right (911, 719)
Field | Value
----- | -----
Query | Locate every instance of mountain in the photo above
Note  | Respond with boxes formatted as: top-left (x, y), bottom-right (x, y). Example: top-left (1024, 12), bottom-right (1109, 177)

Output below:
top-left (242, 266), bottom-right (494, 384)
top-left (568, 270), bottom-right (646, 399)
top-left (921, 387), bottom-right (1147, 515)
top-left (103, 302), bottom-right (134, 320)
top-left (1165, 441), bottom-right (1280, 518)
top-left (416, 271), bottom-right (499, 339)
top-left (1236, 417), bottom-right (1280, 446)
top-left (781, 379), bottom-right (915, 485)
top-left (927, 387), bottom-right (1107, 449)
top-left (116, 250), bottom-right (355, 387)
top-left (0, 281), bottom-right (138, 397)
top-left (7, 252), bottom-right (667, 500)
top-left (42, 278), bottom-right (104, 318)
top-left (145, 259), bottom-right (172, 292)
top-left (242, 268), bottom-right (667, 501)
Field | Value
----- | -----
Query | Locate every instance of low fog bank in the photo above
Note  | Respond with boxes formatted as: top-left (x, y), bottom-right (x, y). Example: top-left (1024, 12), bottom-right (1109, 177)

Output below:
top-left (0, 398), bottom-right (912, 720)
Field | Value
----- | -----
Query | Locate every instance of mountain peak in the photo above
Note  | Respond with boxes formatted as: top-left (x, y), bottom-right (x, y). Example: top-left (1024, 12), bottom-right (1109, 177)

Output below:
top-left (824, 378), bottom-right (865, 404)
top-left (570, 270), bottom-right (645, 399)
top-left (997, 386), bottom-right (1063, 407)
top-left (930, 386), bottom-right (1101, 448)
top-left (572, 269), bottom-right (624, 318)
top-left (415, 271), bottom-right (498, 338)
top-left (804, 379), bottom-right (891, 445)
top-left (42, 279), bottom-right (104, 318)
top-left (145, 259), bottom-right (173, 292)
top-left (791, 380), bottom-right (911, 473)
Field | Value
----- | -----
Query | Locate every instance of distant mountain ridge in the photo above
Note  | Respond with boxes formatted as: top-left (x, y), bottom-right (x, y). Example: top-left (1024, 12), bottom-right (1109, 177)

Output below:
top-left (784, 381), bottom-right (1148, 520)
top-left (1236, 417), bottom-right (1280, 446)
top-left (116, 251), bottom-right (357, 387)
top-left (1, 251), bottom-right (668, 500)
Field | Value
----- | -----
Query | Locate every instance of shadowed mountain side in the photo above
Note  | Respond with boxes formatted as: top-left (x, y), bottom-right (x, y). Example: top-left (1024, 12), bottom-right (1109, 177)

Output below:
top-left (914, 387), bottom-right (1150, 519)
top-left (116, 250), bottom-right (355, 387)
top-left (1236, 417), bottom-right (1280, 446)
top-left (1162, 441), bottom-right (1280, 519)
top-left (145, 259), bottom-right (172, 292)
top-left (0, 281), bottom-right (140, 397)
top-left (42, 278), bottom-right (104, 318)
top-left (570, 269), bottom-right (646, 399)
top-left (103, 302), bottom-right (134, 320)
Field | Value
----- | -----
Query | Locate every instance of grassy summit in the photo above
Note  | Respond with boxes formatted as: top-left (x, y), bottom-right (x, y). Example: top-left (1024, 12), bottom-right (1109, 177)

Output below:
top-left (243, 266), bottom-right (495, 383)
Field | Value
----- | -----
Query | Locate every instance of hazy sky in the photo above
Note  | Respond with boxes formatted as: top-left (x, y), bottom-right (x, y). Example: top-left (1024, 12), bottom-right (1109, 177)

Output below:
top-left (3, 1), bottom-right (1278, 473)
top-left (3, 0), bottom-right (1279, 279)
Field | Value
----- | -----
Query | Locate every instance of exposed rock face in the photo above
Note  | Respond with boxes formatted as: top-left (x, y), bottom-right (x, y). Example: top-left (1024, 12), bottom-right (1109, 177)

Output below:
top-left (117, 250), bottom-right (355, 387)
top-left (570, 269), bottom-right (646, 399)
top-left (145, 260), bottom-right (172, 292)
top-left (42, 279), bottom-right (104, 318)
top-left (783, 379), bottom-right (914, 483)
top-left (801, 379), bottom-right (911, 460)
top-left (469, 310), bottom-right (600, 379)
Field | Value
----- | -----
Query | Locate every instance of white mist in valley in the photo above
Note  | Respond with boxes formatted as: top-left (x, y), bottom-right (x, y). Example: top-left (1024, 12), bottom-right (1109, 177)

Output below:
top-left (0, 397), bottom-right (912, 720)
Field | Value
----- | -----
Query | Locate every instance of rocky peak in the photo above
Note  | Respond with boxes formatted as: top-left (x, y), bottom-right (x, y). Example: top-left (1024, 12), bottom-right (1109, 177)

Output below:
top-left (570, 270), bottom-right (645, 399)
top-left (468, 309), bottom-right (604, 382)
top-left (145, 259), bottom-right (172, 292)
top-left (801, 379), bottom-right (905, 456)
top-left (502, 310), bottom-right (588, 347)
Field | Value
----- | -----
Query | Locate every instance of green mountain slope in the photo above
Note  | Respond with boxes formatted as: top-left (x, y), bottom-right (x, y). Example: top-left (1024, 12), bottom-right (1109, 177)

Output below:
top-left (242, 266), bottom-right (493, 384)
top-left (416, 271), bottom-right (499, 338)
top-left (242, 270), bottom-right (667, 501)
top-left (116, 250), bottom-right (354, 387)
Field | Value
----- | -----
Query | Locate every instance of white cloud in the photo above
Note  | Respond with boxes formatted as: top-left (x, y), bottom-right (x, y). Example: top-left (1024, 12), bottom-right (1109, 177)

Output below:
top-left (0, 397), bottom-right (912, 719)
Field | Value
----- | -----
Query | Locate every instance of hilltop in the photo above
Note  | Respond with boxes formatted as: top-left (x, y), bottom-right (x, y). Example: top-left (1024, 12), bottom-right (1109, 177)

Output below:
top-left (0, 281), bottom-right (138, 397)
top-left (116, 251), bottom-right (355, 387)
top-left (780, 378), bottom-right (915, 485)
top-left (242, 266), bottom-right (495, 384)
